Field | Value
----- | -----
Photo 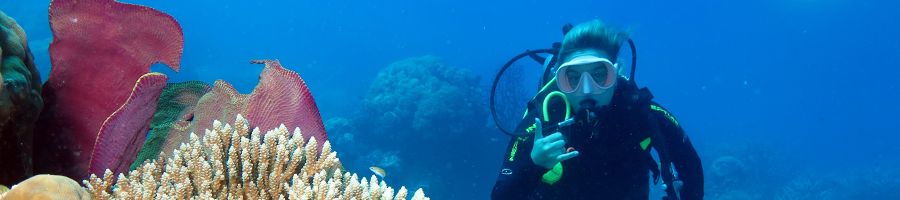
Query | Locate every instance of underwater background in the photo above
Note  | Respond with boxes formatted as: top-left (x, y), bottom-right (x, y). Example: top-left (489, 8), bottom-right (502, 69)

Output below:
top-left (3, 0), bottom-right (899, 199)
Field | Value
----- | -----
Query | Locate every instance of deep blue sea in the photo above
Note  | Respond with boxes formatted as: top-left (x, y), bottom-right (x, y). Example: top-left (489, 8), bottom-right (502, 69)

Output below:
top-left (4, 0), bottom-right (899, 199)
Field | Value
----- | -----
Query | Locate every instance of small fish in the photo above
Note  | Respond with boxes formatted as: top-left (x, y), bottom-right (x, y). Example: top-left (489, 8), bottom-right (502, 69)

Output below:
top-left (369, 166), bottom-right (387, 178)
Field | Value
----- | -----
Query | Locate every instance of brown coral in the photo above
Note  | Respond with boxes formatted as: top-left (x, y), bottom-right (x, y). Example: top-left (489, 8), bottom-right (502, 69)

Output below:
top-left (85, 114), bottom-right (428, 200)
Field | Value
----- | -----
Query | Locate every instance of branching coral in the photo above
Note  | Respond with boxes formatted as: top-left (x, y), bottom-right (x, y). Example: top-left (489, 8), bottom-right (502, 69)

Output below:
top-left (134, 60), bottom-right (329, 169)
top-left (85, 114), bottom-right (428, 199)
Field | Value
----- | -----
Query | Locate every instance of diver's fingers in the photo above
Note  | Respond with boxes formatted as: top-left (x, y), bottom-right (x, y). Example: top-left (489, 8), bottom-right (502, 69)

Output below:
top-left (533, 118), bottom-right (543, 141)
top-left (542, 132), bottom-right (564, 143)
top-left (556, 151), bottom-right (579, 162)
top-left (546, 140), bottom-right (566, 152)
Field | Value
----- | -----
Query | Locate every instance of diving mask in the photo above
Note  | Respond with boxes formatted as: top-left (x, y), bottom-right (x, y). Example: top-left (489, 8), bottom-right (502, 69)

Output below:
top-left (555, 55), bottom-right (618, 95)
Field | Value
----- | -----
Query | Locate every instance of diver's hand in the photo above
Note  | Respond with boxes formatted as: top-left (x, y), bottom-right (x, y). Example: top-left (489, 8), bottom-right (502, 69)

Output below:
top-left (530, 118), bottom-right (579, 169)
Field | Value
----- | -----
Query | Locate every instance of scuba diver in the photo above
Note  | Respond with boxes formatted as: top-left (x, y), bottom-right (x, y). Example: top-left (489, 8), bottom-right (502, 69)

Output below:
top-left (490, 20), bottom-right (704, 199)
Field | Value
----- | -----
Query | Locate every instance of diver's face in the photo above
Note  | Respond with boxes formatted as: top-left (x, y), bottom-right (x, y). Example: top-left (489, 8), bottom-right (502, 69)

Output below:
top-left (557, 50), bottom-right (617, 110)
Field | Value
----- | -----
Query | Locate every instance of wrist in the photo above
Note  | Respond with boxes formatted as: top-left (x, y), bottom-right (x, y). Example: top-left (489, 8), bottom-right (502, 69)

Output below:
top-left (533, 160), bottom-right (556, 169)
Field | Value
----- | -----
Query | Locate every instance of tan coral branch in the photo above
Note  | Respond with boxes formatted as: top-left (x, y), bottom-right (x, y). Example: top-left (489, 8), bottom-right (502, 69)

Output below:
top-left (83, 114), bottom-right (429, 200)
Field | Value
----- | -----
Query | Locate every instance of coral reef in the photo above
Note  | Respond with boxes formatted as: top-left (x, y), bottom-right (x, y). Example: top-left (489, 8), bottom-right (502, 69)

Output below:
top-left (34, 0), bottom-right (184, 180)
top-left (710, 156), bottom-right (748, 188)
top-left (132, 81), bottom-right (211, 170)
top-left (774, 167), bottom-right (900, 200)
top-left (703, 142), bottom-right (794, 200)
top-left (0, 10), bottom-right (43, 186)
top-left (775, 173), bottom-right (838, 200)
top-left (85, 114), bottom-right (428, 199)
top-left (246, 60), bottom-right (327, 138)
top-left (703, 142), bottom-right (900, 200)
top-left (837, 167), bottom-right (900, 199)
top-left (135, 60), bottom-right (329, 168)
top-left (339, 55), bottom-right (498, 199)
top-left (360, 55), bottom-right (486, 139)
top-left (88, 73), bottom-right (168, 177)
top-left (170, 80), bottom-right (249, 155)
top-left (1, 174), bottom-right (90, 199)
top-left (324, 117), bottom-right (357, 146)
top-left (360, 150), bottom-right (402, 169)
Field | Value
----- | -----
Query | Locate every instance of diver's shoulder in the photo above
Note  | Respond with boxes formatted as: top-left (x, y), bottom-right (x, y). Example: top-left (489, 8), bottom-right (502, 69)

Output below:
top-left (648, 101), bottom-right (680, 127)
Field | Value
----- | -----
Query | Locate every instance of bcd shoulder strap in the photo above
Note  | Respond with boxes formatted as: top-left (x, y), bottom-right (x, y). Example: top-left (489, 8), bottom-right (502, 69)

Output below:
top-left (627, 82), bottom-right (680, 198)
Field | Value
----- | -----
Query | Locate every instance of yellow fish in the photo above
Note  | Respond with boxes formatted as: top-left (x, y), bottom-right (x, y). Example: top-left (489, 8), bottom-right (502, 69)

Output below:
top-left (369, 166), bottom-right (386, 178)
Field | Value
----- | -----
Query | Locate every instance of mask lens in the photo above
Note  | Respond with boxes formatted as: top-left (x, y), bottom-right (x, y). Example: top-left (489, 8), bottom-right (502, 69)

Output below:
top-left (556, 60), bottom-right (616, 93)
top-left (565, 70), bottom-right (582, 89)
top-left (589, 66), bottom-right (609, 85)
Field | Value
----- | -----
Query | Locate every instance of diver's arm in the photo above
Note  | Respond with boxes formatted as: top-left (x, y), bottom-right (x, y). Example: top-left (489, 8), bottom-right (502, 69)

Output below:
top-left (653, 104), bottom-right (704, 199)
top-left (491, 135), bottom-right (545, 199)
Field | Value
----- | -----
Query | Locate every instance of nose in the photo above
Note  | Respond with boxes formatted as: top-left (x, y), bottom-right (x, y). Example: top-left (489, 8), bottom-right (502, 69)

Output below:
top-left (580, 73), bottom-right (593, 94)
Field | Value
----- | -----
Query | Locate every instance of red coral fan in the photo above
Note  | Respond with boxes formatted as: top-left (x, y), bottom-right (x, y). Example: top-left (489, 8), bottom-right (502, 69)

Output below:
top-left (34, 0), bottom-right (184, 179)
top-left (157, 61), bottom-right (329, 157)
top-left (247, 60), bottom-right (327, 144)
top-left (88, 73), bottom-right (168, 176)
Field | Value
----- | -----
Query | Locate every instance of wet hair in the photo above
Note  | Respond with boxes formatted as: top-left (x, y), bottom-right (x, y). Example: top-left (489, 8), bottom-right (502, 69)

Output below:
top-left (557, 19), bottom-right (629, 64)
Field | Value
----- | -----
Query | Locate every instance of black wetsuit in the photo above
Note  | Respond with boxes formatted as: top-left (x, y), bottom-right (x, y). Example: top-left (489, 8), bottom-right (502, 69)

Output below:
top-left (491, 78), bottom-right (704, 200)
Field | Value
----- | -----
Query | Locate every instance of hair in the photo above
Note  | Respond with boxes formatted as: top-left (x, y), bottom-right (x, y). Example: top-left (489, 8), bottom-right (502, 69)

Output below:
top-left (557, 19), bottom-right (630, 65)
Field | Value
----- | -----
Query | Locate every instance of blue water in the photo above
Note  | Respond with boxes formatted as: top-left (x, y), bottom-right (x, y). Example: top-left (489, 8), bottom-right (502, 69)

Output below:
top-left (4, 0), bottom-right (900, 199)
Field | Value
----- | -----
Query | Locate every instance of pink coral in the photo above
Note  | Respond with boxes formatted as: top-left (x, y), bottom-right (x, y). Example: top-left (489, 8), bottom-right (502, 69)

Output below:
top-left (154, 60), bottom-right (329, 159)
top-left (34, 0), bottom-right (184, 179)
top-left (88, 73), bottom-right (168, 176)
top-left (246, 60), bottom-right (327, 144)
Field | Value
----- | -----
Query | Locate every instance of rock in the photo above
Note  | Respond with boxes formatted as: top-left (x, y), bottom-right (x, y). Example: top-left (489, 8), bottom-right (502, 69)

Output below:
top-left (2, 174), bottom-right (90, 200)
top-left (0, 184), bottom-right (9, 195)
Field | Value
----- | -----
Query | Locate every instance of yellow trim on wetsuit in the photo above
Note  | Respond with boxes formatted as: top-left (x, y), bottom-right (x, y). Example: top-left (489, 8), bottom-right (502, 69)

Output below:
top-left (650, 104), bottom-right (679, 127)
top-left (507, 137), bottom-right (528, 162)
top-left (640, 137), bottom-right (652, 151)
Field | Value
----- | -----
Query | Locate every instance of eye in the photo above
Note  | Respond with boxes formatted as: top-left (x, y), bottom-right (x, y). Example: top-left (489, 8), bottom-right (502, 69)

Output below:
top-left (590, 70), bottom-right (607, 82)
top-left (566, 71), bottom-right (580, 80)
top-left (566, 71), bottom-right (581, 86)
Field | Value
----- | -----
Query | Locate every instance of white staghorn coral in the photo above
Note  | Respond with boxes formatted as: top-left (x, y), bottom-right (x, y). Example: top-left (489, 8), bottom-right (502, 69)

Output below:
top-left (83, 114), bottom-right (429, 200)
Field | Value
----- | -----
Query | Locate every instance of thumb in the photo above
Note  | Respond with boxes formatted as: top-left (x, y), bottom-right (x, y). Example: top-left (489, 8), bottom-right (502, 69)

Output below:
top-left (533, 118), bottom-right (543, 141)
